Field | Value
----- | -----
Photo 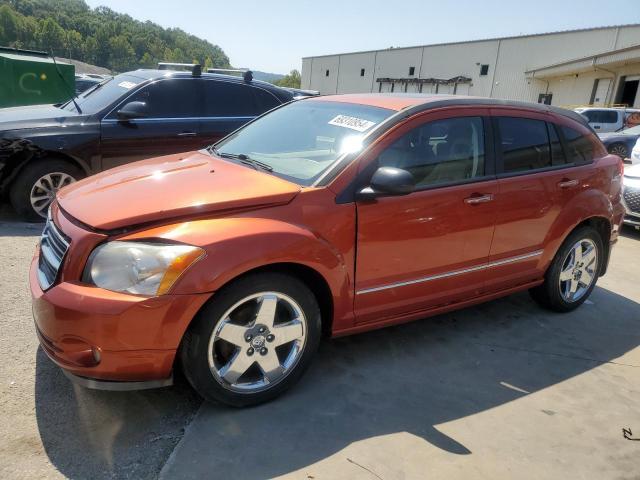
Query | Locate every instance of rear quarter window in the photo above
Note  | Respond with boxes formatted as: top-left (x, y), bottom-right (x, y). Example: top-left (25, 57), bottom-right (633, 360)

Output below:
top-left (560, 125), bottom-right (596, 164)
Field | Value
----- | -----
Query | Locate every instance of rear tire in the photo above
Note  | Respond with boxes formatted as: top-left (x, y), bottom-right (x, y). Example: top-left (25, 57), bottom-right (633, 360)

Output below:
top-left (529, 226), bottom-right (603, 312)
top-left (180, 272), bottom-right (322, 407)
top-left (9, 159), bottom-right (83, 222)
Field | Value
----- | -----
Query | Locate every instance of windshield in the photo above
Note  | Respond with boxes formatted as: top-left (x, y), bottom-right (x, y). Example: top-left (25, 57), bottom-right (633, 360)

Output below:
top-left (213, 100), bottom-right (394, 185)
top-left (62, 74), bottom-right (144, 114)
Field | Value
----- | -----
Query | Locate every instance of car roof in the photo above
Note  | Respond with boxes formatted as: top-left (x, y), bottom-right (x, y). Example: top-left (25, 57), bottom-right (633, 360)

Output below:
top-left (309, 93), bottom-right (590, 126)
top-left (124, 69), bottom-right (281, 91)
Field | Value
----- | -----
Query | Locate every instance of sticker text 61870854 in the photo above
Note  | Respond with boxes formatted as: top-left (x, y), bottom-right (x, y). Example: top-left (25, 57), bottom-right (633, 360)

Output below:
top-left (328, 115), bottom-right (377, 132)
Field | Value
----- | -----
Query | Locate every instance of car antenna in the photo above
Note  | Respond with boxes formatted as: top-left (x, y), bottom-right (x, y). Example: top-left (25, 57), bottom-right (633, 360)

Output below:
top-left (50, 51), bottom-right (82, 113)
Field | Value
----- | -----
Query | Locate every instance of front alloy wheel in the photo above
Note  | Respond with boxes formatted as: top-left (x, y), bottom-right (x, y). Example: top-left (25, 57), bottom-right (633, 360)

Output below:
top-left (181, 273), bottom-right (321, 406)
top-left (208, 292), bottom-right (306, 392)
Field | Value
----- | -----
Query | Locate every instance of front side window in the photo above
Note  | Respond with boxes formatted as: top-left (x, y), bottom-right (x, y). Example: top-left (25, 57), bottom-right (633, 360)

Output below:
top-left (561, 125), bottom-right (595, 164)
top-left (377, 116), bottom-right (485, 187)
top-left (127, 79), bottom-right (200, 118)
top-left (214, 100), bottom-right (394, 185)
top-left (497, 117), bottom-right (551, 173)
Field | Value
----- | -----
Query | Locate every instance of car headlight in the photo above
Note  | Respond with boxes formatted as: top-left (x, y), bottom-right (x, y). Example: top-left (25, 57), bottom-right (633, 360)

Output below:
top-left (84, 241), bottom-right (205, 296)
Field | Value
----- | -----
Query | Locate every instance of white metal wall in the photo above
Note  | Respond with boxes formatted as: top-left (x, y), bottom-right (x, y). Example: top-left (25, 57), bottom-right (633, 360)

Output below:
top-left (301, 25), bottom-right (640, 106)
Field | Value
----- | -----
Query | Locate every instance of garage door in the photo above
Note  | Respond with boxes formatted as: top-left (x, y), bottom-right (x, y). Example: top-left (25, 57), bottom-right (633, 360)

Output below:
top-left (592, 78), bottom-right (611, 106)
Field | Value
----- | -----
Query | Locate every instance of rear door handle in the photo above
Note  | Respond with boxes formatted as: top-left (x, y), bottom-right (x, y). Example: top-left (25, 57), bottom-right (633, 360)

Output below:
top-left (464, 193), bottom-right (494, 205)
top-left (558, 179), bottom-right (579, 189)
top-left (178, 131), bottom-right (197, 137)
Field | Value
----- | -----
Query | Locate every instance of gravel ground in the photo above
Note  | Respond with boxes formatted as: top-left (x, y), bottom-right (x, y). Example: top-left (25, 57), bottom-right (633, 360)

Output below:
top-left (0, 205), bottom-right (201, 480)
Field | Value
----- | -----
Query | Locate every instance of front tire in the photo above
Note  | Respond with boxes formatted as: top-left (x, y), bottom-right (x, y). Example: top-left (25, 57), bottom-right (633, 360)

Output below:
top-left (530, 226), bottom-right (603, 312)
top-left (608, 143), bottom-right (629, 159)
top-left (9, 159), bottom-right (82, 222)
top-left (180, 273), bottom-right (322, 407)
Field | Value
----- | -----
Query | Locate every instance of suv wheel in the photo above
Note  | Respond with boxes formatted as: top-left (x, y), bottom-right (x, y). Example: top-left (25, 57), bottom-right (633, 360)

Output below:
top-left (10, 159), bottom-right (82, 221)
top-left (530, 226), bottom-right (603, 312)
top-left (608, 143), bottom-right (628, 159)
top-left (180, 273), bottom-right (322, 406)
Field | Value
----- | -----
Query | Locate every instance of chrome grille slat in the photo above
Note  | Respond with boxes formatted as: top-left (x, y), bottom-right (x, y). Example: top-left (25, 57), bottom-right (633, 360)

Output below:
top-left (623, 186), bottom-right (640, 214)
top-left (37, 213), bottom-right (70, 290)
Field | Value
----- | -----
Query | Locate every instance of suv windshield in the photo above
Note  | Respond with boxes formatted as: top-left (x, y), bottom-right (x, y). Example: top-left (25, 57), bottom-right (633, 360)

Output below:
top-left (61, 74), bottom-right (144, 114)
top-left (622, 125), bottom-right (640, 135)
top-left (213, 100), bottom-right (394, 185)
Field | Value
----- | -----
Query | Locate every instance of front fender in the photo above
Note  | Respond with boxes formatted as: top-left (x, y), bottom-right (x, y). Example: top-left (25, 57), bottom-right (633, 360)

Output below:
top-left (120, 215), bottom-right (352, 317)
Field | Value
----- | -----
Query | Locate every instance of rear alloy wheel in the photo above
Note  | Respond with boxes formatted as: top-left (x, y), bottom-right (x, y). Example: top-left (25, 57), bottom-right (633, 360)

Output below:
top-left (180, 273), bottom-right (321, 406)
top-left (608, 143), bottom-right (628, 159)
top-left (530, 226), bottom-right (603, 312)
top-left (9, 159), bottom-right (82, 221)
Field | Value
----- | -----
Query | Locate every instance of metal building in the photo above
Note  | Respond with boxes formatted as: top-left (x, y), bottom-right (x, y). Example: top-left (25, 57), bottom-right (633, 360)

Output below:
top-left (301, 24), bottom-right (640, 107)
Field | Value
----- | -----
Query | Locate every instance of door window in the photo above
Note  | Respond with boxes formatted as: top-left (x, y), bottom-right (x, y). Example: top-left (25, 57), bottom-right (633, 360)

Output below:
top-left (203, 81), bottom-right (258, 117)
top-left (126, 79), bottom-right (200, 118)
top-left (497, 117), bottom-right (551, 173)
top-left (377, 116), bottom-right (485, 187)
top-left (548, 122), bottom-right (567, 165)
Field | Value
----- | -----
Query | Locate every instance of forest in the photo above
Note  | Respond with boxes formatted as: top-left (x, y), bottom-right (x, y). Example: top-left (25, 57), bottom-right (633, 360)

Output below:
top-left (0, 0), bottom-right (231, 72)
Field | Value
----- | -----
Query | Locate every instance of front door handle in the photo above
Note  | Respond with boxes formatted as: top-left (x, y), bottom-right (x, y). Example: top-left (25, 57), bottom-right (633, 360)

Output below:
top-left (177, 131), bottom-right (197, 137)
top-left (558, 179), bottom-right (579, 189)
top-left (464, 193), bottom-right (494, 205)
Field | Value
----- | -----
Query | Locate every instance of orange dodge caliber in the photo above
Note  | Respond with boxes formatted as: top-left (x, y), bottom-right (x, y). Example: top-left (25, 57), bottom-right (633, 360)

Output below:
top-left (31, 94), bottom-right (624, 406)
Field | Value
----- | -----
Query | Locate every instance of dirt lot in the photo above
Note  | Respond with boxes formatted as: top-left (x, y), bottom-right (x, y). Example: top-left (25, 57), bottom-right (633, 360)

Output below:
top-left (0, 205), bottom-right (639, 479)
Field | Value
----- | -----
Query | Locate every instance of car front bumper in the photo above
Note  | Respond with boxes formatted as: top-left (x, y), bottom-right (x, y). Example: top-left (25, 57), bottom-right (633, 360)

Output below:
top-left (30, 253), bottom-right (212, 385)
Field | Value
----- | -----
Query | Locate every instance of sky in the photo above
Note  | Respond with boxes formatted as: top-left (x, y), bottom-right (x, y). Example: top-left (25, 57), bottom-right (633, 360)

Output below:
top-left (84, 0), bottom-right (640, 74)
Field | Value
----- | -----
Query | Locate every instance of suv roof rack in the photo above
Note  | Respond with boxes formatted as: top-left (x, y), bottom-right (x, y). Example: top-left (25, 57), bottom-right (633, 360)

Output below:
top-left (157, 62), bottom-right (202, 77)
top-left (207, 68), bottom-right (253, 83)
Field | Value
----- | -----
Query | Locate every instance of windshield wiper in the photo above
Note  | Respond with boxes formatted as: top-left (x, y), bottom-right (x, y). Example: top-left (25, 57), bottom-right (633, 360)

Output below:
top-left (210, 147), bottom-right (273, 172)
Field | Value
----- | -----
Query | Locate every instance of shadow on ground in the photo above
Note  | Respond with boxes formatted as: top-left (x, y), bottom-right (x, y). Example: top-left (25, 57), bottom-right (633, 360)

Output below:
top-left (34, 284), bottom-right (640, 479)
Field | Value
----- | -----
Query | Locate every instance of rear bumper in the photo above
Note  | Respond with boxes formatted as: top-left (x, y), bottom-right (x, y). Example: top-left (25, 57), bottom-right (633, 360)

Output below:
top-left (30, 254), bottom-right (212, 383)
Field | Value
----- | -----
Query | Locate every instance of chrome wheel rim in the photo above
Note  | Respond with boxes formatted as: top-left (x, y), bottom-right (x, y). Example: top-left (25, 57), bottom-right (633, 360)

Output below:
top-left (558, 239), bottom-right (598, 303)
top-left (207, 292), bottom-right (307, 393)
top-left (30, 172), bottom-right (76, 218)
top-left (609, 145), bottom-right (627, 158)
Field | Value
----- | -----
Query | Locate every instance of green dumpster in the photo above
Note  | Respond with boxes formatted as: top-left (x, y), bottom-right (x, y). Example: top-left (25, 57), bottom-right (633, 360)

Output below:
top-left (0, 48), bottom-right (75, 108)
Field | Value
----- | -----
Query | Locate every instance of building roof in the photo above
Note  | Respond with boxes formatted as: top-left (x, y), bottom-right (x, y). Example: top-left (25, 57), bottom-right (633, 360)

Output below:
top-left (302, 23), bottom-right (640, 59)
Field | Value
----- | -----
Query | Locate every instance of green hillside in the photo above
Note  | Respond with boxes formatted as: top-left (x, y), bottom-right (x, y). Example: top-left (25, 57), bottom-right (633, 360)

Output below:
top-left (0, 0), bottom-right (230, 72)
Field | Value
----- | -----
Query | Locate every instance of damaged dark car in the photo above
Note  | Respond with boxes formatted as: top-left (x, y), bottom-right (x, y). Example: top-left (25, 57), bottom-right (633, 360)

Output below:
top-left (0, 68), bottom-right (295, 220)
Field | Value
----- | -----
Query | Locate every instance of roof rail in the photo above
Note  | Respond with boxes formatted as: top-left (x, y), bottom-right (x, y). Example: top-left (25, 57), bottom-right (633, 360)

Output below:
top-left (157, 62), bottom-right (202, 77)
top-left (207, 68), bottom-right (253, 83)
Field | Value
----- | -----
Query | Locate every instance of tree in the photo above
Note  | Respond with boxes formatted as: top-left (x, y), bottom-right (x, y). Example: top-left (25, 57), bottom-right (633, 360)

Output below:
top-left (274, 70), bottom-right (302, 89)
top-left (108, 34), bottom-right (135, 72)
top-left (36, 17), bottom-right (65, 54)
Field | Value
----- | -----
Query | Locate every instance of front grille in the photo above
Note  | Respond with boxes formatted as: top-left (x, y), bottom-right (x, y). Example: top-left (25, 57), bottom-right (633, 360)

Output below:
top-left (624, 186), bottom-right (640, 214)
top-left (37, 212), bottom-right (70, 290)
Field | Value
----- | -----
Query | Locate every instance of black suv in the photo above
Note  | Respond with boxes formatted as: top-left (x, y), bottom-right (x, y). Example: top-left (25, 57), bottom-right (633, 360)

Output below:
top-left (0, 68), bottom-right (297, 220)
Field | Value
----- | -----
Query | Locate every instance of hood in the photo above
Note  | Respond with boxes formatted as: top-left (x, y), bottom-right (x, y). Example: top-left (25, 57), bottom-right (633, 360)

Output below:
top-left (57, 151), bottom-right (301, 230)
top-left (624, 163), bottom-right (640, 179)
top-left (0, 104), bottom-right (87, 132)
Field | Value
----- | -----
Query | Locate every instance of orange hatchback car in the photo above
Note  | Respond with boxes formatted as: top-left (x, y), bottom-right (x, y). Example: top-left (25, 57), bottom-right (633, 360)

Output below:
top-left (31, 94), bottom-right (624, 406)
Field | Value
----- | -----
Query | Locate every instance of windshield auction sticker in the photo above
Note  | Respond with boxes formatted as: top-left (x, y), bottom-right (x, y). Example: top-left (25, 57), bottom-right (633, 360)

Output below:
top-left (328, 115), bottom-right (376, 132)
top-left (118, 81), bottom-right (137, 89)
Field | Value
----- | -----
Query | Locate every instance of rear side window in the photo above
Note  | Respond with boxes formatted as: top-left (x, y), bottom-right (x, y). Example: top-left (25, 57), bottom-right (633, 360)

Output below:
top-left (548, 123), bottom-right (567, 165)
top-left (497, 117), bottom-right (551, 173)
top-left (127, 79), bottom-right (200, 118)
top-left (560, 126), bottom-right (594, 164)
top-left (203, 81), bottom-right (258, 117)
top-left (583, 110), bottom-right (618, 124)
top-left (252, 88), bottom-right (281, 113)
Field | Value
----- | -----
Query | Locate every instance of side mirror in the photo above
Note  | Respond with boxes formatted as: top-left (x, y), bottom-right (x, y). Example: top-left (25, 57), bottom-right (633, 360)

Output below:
top-left (116, 101), bottom-right (148, 121)
top-left (357, 166), bottom-right (415, 200)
